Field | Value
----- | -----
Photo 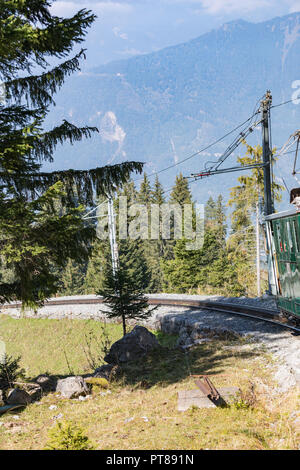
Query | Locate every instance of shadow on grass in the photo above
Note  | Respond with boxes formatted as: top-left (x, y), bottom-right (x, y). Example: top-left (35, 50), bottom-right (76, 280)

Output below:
top-left (119, 338), bottom-right (258, 389)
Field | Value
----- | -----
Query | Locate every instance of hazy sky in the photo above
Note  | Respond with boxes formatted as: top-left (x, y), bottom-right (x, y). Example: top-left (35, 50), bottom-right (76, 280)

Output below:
top-left (50, 0), bottom-right (300, 67)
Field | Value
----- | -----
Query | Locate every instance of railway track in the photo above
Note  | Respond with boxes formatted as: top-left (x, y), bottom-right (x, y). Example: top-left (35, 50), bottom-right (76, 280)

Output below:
top-left (2, 295), bottom-right (300, 334)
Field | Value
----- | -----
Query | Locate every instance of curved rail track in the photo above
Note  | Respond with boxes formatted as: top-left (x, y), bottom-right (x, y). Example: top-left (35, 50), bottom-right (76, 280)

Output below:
top-left (2, 295), bottom-right (300, 334)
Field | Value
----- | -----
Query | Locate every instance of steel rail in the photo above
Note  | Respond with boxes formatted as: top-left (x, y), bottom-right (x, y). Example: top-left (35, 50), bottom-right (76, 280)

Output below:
top-left (2, 295), bottom-right (300, 333)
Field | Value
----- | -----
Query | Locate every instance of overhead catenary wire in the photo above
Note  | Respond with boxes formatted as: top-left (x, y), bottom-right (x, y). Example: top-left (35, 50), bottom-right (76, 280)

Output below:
top-left (133, 110), bottom-right (261, 183)
top-left (135, 95), bottom-right (299, 185)
top-left (84, 95), bottom-right (299, 216)
top-left (270, 97), bottom-right (300, 109)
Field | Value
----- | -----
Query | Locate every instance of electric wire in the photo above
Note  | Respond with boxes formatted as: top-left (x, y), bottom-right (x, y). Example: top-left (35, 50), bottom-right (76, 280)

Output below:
top-left (84, 95), bottom-right (300, 216)
top-left (133, 110), bottom-right (261, 183)
top-left (271, 97), bottom-right (300, 109)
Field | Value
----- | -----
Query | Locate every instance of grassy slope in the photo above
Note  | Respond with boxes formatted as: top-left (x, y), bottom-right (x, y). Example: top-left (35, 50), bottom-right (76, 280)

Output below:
top-left (0, 315), bottom-right (299, 450)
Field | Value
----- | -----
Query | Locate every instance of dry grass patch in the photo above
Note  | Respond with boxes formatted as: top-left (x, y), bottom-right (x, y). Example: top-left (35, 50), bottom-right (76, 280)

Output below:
top-left (0, 315), bottom-right (299, 450)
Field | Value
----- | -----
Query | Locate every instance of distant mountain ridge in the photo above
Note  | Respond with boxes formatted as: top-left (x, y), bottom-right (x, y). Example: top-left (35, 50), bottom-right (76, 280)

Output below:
top-left (47, 12), bottom-right (300, 207)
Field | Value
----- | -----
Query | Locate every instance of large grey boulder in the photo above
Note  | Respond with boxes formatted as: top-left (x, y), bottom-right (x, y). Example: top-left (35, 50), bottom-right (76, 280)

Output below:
top-left (104, 326), bottom-right (160, 364)
top-left (6, 388), bottom-right (32, 405)
top-left (56, 376), bottom-right (89, 399)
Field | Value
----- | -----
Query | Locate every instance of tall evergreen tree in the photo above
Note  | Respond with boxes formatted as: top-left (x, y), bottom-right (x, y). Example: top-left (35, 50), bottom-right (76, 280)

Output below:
top-left (138, 173), bottom-right (152, 206)
top-left (58, 259), bottom-right (86, 296)
top-left (151, 175), bottom-right (165, 206)
top-left (137, 174), bottom-right (166, 292)
top-left (98, 241), bottom-right (154, 336)
top-left (170, 173), bottom-right (192, 207)
top-left (227, 144), bottom-right (283, 296)
top-left (0, 1), bottom-right (143, 307)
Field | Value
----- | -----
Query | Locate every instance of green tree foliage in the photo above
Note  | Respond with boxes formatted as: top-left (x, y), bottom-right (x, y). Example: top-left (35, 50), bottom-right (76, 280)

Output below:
top-left (227, 144), bottom-right (283, 296)
top-left (169, 173), bottom-right (192, 206)
top-left (0, 353), bottom-right (25, 389)
top-left (58, 259), bottom-right (87, 296)
top-left (151, 175), bottom-right (165, 206)
top-left (82, 240), bottom-right (108, 294)
top-left (136, 174), bottom-right (164, 292)
top-left (162, 194), bottom-right (243, 295)
top-left (98, 240), bottom-right (154, 336)
top-left (0, 1), bottom-right (143, 307)
top-left (45, 421), bottom-right (94, 450)
top-left (138, 173), bottom-right (152, 206)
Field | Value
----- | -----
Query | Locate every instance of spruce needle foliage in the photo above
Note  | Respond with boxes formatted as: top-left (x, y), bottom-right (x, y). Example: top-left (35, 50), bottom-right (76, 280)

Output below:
top-left (0, 1), bottom-right (143, 307)
top-left (0, 353), bottom-right (25, 389)
top-left (45, 421), bottom-right (94, 450)
top-left (98, 240), bottom-right (156, 336)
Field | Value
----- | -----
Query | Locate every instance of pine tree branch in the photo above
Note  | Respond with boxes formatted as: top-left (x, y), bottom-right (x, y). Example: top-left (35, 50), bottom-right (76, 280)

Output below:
top-left (30, 120), bottom-right (99, 162)
top-left (0, 162), bottom-right (144, 205)
top-left (0, 6), bottom-right (96, 78)
top-left (5, 50), bottom-right (87, 107)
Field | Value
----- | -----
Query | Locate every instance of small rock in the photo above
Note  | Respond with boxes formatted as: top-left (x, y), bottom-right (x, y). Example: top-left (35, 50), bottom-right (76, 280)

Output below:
top-left (0, 390), bottom-right (4, 406)
top-left (124, 417), bottom-right (134, 423)
top-left (52, 413), bottom-right (63, 420)
top-left (34, 374), bottom-right (57, 393)
top-left (6, 388), bottom-right (31, 406)
top-left (56, 376), bottom-right (89, 399)
top-left (79, 395), bottom-right (90, 401)
top-left (49, 405), bottom-right (57, 410)
top-left (14, 382), bottom-right (42, 402)
top-left (93, 364), bottom-right (118, 381)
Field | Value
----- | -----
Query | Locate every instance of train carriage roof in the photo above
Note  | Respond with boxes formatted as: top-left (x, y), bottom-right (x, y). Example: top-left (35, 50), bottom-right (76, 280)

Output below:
top-left (265, 208), bottom-right (297, 221)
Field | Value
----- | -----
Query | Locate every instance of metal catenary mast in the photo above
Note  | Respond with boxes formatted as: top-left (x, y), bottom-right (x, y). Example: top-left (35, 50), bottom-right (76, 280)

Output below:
top-left (188, 91), bottom-right (275, 295)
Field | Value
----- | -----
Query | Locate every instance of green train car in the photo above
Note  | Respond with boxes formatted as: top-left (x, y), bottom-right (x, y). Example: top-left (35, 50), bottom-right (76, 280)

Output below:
top-left (265, 198), bottom-right (300, 322)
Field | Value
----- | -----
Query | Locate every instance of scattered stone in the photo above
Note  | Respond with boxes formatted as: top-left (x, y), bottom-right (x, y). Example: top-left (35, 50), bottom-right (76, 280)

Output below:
top-left (176, 324), bottom-right (241, 350)
top-left (93, 364), bottom-right (118, 381)
top-left (49, 405), bottom-right (57, 410)
top-left (124, 417), bottom-right (134, 423)
top-left (56, 376), bottom-right (89, 399)
top-left (79, 395), bottom-right (91, 401)
top-left (0, 390), bottom-right (4, 406)
top-left (104, 326), bottom-right (160, 364)
top-left (34, 374), bottom-right (57, 393)
top-left (13, 382), bottom-right (42, 402)
top-left (52, 413), bottom-right (63, 420)
top-left (6, 388), bottom-right (31, 406)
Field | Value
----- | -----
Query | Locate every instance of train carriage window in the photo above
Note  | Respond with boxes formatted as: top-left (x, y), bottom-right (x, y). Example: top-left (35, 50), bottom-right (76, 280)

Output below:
top-left (292, 219), bottom-right (300, 252)
top-left (286, 220), bottom-right (294, 252)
